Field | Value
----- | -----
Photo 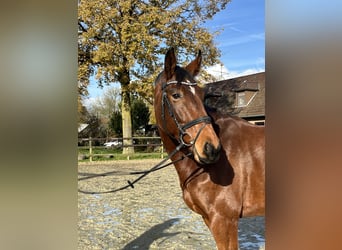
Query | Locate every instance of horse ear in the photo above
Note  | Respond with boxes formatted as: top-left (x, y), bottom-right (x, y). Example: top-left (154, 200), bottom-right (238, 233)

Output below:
top-left (164, 48), bottom-right (177, 80)
top-left (185, 50), bottom-right (202, 77)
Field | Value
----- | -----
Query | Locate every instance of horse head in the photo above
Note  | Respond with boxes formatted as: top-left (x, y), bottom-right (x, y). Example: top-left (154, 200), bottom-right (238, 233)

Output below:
top-left (154, 48), bottom-right (221, 164)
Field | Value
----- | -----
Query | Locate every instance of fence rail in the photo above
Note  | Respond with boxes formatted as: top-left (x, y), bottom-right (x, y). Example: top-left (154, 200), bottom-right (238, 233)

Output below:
top-left (78, 137), bottom-right (164, 161)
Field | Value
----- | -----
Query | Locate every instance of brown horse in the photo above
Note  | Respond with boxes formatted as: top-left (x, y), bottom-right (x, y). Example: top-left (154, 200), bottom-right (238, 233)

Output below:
top-left (154, 48), bottom-right (265, 250)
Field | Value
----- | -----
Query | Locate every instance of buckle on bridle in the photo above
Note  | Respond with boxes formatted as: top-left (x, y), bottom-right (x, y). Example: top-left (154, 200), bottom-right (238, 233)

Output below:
top-left (180, 131), bottom-right (194, 147)
top-left (179, 116), bottom-right (212, 147)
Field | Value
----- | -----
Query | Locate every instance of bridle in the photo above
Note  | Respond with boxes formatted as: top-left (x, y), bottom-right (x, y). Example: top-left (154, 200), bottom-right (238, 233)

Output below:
top-left (161, 80), bottom-right (212, 148)
top-left (78, 79), bottom-right (213, 195)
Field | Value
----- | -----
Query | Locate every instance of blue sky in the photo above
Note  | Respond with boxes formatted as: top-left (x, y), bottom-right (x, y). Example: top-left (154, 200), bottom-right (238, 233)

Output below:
top-left (205, 0), bottom-right (265, 79)
top-left (86, 0), bottom-right (264, 101)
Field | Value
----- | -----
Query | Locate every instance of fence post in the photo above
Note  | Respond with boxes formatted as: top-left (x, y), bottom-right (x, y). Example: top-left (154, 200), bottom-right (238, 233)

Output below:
top-left (89, 136), bottom-right (93, 162)
top-left (160, 136), bottom-right (165, 159)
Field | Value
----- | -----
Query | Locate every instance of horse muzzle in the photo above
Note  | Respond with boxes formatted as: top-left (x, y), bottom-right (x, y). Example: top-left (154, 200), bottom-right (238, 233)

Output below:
top-left (194, 141), bottom-right (221, 164)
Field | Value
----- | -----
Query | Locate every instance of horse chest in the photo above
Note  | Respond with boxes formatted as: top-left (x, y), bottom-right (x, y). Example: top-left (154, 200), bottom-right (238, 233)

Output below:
top-left (182, 187), bottom-right (209, 216)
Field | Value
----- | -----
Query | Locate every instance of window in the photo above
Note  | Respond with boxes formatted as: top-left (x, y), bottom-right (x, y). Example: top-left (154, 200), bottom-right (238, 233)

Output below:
top-left (236, 90), bottom-right (258, 107)
top-left (237, 92), bottom-right (246, 107)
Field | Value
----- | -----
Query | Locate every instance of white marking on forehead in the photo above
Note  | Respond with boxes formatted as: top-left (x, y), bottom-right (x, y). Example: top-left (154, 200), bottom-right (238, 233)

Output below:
top-left (189, 86), bottom-right (196, 95)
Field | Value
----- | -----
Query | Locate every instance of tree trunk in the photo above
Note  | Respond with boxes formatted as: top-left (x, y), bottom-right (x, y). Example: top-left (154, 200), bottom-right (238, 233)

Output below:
top-left (120, 67), bottom-right (134, 155)
top-left (121, 87), bottom-right (134, 154)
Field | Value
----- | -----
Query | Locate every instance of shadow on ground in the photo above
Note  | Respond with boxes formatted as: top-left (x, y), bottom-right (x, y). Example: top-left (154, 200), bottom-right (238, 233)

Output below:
top-left (123, 218), bottom-right (181, 249)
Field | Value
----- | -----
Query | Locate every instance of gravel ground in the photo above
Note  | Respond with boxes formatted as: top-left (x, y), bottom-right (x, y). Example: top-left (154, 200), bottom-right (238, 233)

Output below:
top-left (78, 159), bottom-right (265, 250)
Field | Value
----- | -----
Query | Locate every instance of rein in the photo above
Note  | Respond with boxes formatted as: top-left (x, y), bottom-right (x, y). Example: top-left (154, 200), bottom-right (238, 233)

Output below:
top-left (78, 143), bottom-right (192, 194)
top-left (78, 80), bottom-right (211, 195)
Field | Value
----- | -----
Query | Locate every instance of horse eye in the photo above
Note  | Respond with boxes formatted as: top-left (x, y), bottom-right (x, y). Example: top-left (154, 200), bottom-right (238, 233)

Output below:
top-left (172, 93), bottom-right (182, 99)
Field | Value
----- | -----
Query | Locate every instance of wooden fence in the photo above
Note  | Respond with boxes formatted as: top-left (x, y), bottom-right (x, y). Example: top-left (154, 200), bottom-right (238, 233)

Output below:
top-left (78, 137), bottom-right (164, 161)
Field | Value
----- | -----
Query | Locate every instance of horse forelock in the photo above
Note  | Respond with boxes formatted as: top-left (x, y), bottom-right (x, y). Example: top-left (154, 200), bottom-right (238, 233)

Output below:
top-left (155, 65), bottom-right (196, 87)
top-left (176, 66), bottom-right (195, 82)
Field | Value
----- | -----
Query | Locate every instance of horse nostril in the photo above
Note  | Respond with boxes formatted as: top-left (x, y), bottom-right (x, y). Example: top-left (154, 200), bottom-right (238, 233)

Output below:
top-left (204, 142), bottom-right (221, 159)
top-left (204, 142), bottom-right (213, 155)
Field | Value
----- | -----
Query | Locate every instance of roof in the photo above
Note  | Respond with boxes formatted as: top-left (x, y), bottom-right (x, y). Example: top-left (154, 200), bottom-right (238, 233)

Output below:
top-left (78, 123), bottom-right (88, 133)
top-left (204, 72), bottom-right (265, 119)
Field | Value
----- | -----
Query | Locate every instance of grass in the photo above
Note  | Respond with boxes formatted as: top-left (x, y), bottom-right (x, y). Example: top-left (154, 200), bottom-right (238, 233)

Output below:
top-left (78, 146), bottom-right (167, 162)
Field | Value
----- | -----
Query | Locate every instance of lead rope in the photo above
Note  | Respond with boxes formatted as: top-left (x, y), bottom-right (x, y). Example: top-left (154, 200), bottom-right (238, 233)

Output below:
top-left (78, 143), bottom-right (190, 194)
top-left (78, 80), bottom-right (209, 194)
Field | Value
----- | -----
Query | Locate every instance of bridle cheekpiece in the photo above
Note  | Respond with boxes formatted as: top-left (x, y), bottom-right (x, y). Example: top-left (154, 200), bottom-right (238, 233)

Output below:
top-left (161, 80), bottom-right (212, 148)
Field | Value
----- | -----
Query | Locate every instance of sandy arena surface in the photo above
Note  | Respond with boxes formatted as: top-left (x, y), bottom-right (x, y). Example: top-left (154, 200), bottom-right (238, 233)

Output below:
top-left (78, 159), bottom-right (265, 250)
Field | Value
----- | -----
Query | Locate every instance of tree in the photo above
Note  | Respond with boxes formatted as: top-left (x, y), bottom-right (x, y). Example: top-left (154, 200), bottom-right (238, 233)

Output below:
top-left (87, 86), bottom-right (121, 138)
top-left (109, 111), bottom-right (122, 137)
top-left (78, 95), bottom-right (88, 123)
top-left (131, 98), bottom-right (150, 134)
top-left (78, 0), bottom-right (231, 154)
top-left (109, 98), bottom-right (150, 137)
top-left (79, 113), bottom-right (107, 142)
top-left (88, 87), bottom-right (121, 117)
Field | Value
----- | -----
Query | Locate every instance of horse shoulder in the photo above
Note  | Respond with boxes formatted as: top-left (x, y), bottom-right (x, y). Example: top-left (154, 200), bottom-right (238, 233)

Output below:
top-left (211, 114), bottom-right (265, 216)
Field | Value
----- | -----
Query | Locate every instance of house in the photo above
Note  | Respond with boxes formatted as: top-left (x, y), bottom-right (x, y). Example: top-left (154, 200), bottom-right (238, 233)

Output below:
top-left (204, 72), bottom-right (265, 125)
top-left (78, 123), bottom-right (88, 133)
